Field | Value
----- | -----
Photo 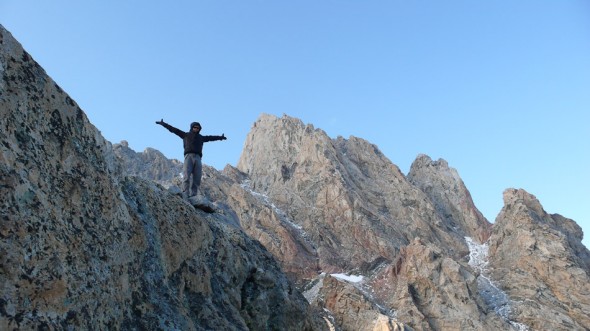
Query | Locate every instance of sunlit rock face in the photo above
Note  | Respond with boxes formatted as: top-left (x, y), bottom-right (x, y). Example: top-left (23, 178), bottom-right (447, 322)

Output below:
top-left (362, 238), bottom-right (510, 330)
top-left (487, 189), bottom-right (590, 330)
top-left (231, 115), bottom-right (590, 330)
top-left (0, 25), bottom-right (323, 331)
top-left (307, 274), bottom-right (410, 331)
top-left (237, 114), bottom-right (468, 273)
top-left (408, 154), bottom-right (492, 243)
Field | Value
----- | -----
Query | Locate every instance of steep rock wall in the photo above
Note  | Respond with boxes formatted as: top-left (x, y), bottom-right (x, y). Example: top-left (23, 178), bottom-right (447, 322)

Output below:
top-left (237, 114), bottom-right (467, 273)
top-left (408, 154), bottom-right (492, 243)
top-left (488, 189), bottom-right (590, 330)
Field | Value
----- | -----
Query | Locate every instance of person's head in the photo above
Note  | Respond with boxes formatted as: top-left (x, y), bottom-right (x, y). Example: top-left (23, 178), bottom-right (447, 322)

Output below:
top-left (190, 122), bottom-right (201, 131)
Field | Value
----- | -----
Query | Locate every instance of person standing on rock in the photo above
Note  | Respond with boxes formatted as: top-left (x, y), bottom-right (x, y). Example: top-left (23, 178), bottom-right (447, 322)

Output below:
top-left (156, 119), bottom-right (227, 200)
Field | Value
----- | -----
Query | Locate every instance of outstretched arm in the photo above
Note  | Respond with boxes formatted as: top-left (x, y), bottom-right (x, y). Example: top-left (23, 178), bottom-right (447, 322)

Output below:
top-left (156, 119), bottom-right (185, 138)
top-left (203, 133), bottom-right (227, 142)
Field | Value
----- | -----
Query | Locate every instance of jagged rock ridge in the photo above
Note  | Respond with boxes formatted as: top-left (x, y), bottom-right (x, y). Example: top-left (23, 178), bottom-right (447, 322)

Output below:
top-left (487, 189), bottom-right (590, 330)
top-left (3, 22), bottom-right (590, 331)
top-left (114, 140), bottom-right (183, 185)
top-left (237, 115), bottom-right (470, 271)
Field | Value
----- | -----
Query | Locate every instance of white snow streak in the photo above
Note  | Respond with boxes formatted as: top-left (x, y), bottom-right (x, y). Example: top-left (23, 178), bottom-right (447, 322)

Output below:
top-left (331, 273), bottom-right (363, 283)
top-left (240, 180), bottom-right (309, 238)
top-left (465, 237), bottom-right (528, 331)
top-left (303, 273), bottom-right (325, 303)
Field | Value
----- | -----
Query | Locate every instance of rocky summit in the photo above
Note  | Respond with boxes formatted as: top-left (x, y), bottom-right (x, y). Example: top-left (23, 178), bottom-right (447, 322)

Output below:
top-left (2, 24), bottom-right (590, 330)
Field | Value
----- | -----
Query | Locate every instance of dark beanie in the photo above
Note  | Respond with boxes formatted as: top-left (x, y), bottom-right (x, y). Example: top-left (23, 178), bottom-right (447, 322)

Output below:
top-left (190, 122), bottom-right (201, 129)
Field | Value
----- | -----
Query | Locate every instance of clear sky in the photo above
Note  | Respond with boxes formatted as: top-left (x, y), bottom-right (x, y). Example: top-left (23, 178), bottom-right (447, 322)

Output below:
top-left (2, 1), bottom-right (589, 248)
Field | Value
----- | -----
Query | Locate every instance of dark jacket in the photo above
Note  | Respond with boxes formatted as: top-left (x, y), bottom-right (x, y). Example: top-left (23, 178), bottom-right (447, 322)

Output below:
top-left (160, 122), bottom-right (225, 157)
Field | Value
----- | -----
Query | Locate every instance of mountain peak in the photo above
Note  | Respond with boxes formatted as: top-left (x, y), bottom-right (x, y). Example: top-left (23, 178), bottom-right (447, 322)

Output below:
top-left (502, 188), bottom-right (545, 215)
top-left (411, 153), bottom-right (449, 169)
top-left (4, 23), bottom-right (590, 330)
top-left (409, 153), bottom-right (491, 243)
top-left (488, 188), bottom-right (590, 329)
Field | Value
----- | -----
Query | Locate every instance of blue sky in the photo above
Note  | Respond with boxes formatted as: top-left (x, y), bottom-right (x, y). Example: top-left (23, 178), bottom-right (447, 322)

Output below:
top-left (2, 1), bottom-right (589, 248)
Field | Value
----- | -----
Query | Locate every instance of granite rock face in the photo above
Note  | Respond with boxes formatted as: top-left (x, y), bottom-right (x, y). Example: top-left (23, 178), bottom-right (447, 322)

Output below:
top-left (233, 114), bottom-right (590, 331)
top-left (307, 274), bottom-right (410, 331)
top-left (364, 239), bottom-right (509, 330)
top-left (408, 154), bottom-right (492, 243)
top-left (111, 143), bottom-right (322, 285)
top-left (487, 189), bottom-right (590, 330)
top-left (237, 114), bottom-right (467, 274)
top-left (113, 140), bottom-right (183, 186)
top-left (0, 25), bottom-right (322, 331)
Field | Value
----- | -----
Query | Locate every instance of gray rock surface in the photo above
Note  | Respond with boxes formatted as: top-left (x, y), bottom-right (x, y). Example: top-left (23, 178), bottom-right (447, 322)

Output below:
top-left (487, 189), bottom-right (590, 330)
top-left (310, 274), bottom-right (411, 331)
top-left (364, 239), bottom-right (510, 330)
top-left (113, 140), bottom-right (183, 186)
top-left (408, 154), bottom-right (492, 243)
top-left (117, 113), bottom-right (590, 330)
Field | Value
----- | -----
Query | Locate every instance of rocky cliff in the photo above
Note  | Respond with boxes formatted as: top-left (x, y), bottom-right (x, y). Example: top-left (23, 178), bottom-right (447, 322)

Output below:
top-left (0, 25), bottom-right (322, 330)
top-left (237, 115), bottom-right (468, 272)
top-left (3, 23), bottom-right (590, 331)
top-left (408, 155), bottom-right (492, 243)
top-left (487, 189), bottom-right (590, 330)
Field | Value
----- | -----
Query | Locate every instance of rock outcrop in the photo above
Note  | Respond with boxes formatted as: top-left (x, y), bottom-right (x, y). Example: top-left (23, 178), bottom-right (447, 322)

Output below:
top-left (487, 189), bottom-right (590, 330)
top-left (364, 239), bottom-right (509, 330)
top-left (0, 24), bottom-right (322, 330)
top-left (307, 274), bottom-right (409, 331)
top-left (114, 140), bottom-right (183, 186)
top-left (408, 154), bottom-right (492, 243)
top-left (111, 142), bottom-right (322, 285)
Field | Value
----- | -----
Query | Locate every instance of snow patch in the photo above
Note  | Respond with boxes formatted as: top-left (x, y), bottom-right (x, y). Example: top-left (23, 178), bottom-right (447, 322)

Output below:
top-left (303, 273), bottom-right (325, 303)
top-left (331, 273), bottom-right (363, 283)
top-left (465, 237), bottom-right (529, 331)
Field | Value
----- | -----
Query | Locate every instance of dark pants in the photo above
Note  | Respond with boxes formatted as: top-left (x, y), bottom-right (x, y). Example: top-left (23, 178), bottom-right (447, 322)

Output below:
top-left (183, 153), bottom-right (202, 197)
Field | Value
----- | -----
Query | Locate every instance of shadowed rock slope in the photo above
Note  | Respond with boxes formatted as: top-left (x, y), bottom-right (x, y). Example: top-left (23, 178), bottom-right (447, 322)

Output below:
top-left (0, 25), bottom-right (322, 331)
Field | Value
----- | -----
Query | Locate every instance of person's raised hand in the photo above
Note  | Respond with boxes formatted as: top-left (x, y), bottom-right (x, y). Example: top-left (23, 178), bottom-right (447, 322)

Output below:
top-left (156, 119), bottom-right (164, 125)
top-left (221, 133), bottom-right (227, 140)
